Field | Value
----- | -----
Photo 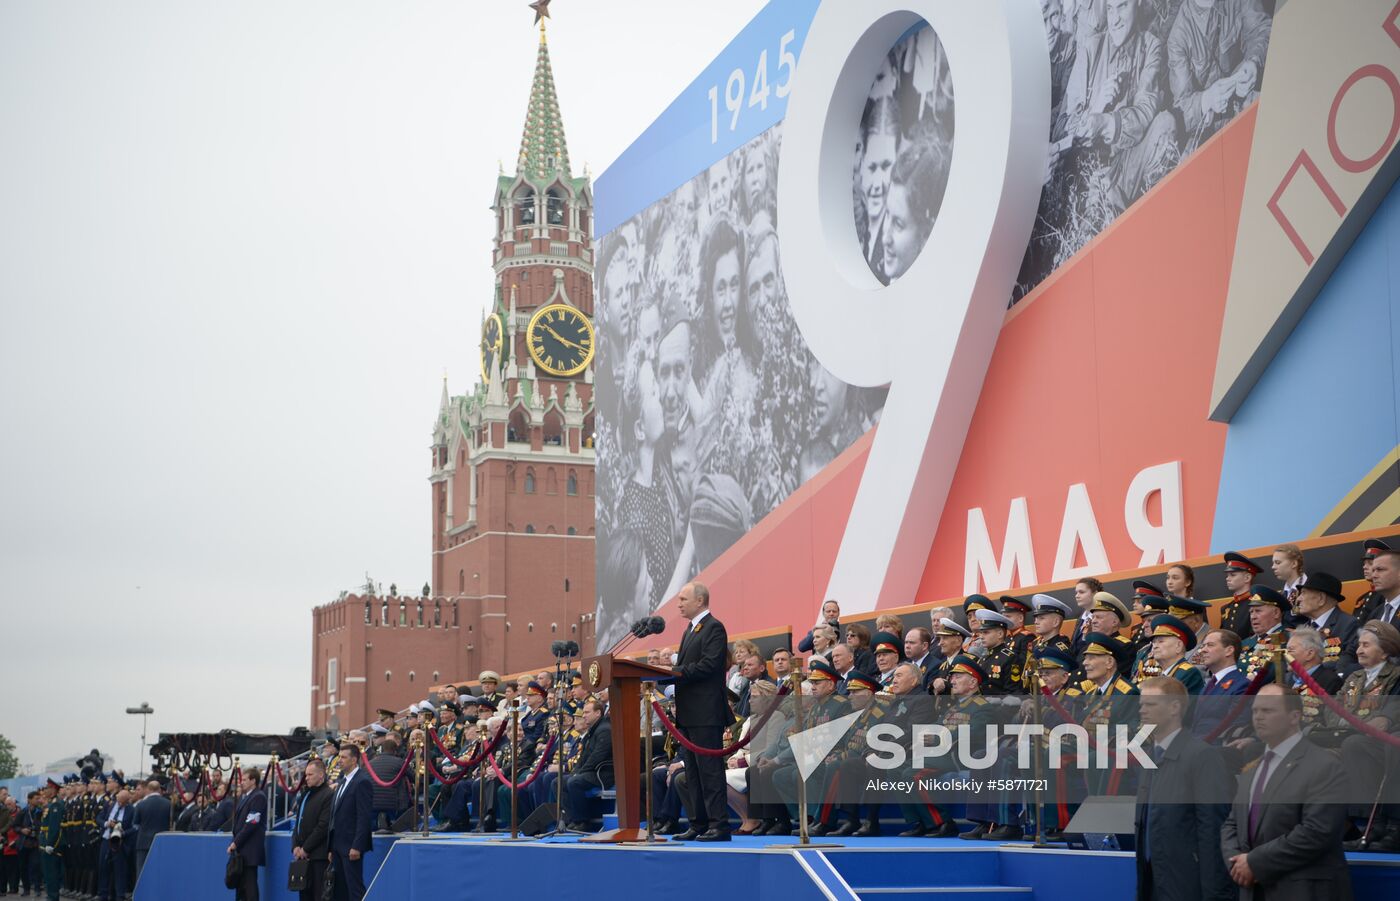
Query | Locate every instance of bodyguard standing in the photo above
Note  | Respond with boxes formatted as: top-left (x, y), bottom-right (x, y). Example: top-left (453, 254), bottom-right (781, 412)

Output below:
top-left (132, 779), bottom-right (171, 886)
top-left (227, 767), bottom-right (266, 901)
top-left (329, 744), bottom-right (373, 901)
top-left (291, 757), bottom-right (333, 901)
top-left (1134, 677), bottom-right (1233, 901)
top-left (669, 582), bottom-right (732, 842)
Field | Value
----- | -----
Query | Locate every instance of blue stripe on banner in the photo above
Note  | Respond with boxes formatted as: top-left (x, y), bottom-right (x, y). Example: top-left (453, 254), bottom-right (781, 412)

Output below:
top-left (593, 0), bottom-right (821, 236)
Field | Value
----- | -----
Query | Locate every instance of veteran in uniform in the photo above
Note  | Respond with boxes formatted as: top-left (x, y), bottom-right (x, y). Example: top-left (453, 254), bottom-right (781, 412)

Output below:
top-left (930, 619), bottom-right (973, 696)
top-left (1077, 633), bottom-right (1140, 796)
top-left (1331, 621), bottom-right (1400, 852)
top-left (1147, 614), bottom-right (1205, 695)
top-left (1240, 586), bottom-right (1291, 680)
top-left (974, 608), bottom-right (1026, 696)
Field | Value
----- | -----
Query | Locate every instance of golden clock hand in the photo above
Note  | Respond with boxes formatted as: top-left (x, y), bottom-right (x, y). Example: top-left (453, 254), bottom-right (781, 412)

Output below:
top-left (542, 324), bottom-right (584, 351)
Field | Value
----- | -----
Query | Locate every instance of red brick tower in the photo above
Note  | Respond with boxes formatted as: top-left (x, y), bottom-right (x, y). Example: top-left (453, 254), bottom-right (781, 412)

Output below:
top-left (311, 20), bottom-right (595, 732)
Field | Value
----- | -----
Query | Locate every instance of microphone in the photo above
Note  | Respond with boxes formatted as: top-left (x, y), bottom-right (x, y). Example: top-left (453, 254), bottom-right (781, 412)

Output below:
top-left (564, 640), bottom-right (580, 657)
top-left (612, 616), bottom-right (666, 655)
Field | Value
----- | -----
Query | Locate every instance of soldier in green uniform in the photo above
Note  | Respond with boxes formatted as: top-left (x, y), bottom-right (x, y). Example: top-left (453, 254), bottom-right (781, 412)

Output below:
top-left (773, 658), bottom-right (851, 830)
top-left (1076, 633), bottom-right (1139, 796)
top-left (1030, 644), bottom-right (1086, 841)
top-left (1239, 586), bottom-right (1291, 679)
top-left (37, 780), bottom-right (62, 901)
top-left (1146, 614), bottom-right (1205, 694)
top-left (812, 669), bottom-right (887, 836)
top-left (1083, 592), bottom-right (1135, 680)
top-left (974, 609), bottom-right (1026, 696)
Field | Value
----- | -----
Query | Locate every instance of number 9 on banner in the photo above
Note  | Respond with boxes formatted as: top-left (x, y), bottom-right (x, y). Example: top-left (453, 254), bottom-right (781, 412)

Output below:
top-left (776, 1), bottom-right (1049, 615)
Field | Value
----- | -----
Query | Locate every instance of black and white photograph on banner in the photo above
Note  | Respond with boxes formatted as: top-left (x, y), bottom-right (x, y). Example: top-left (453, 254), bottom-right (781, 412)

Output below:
top-left (852, 23), bottom-right (954, 286)
top-left (1013, 0), bottom-right (1273, 301)
top-left (593, 126), bottom-right (888, 649)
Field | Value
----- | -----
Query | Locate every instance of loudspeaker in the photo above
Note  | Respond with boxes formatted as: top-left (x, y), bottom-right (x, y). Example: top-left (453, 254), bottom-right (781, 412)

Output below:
top-left (518, 805), bottom-right (556, 837)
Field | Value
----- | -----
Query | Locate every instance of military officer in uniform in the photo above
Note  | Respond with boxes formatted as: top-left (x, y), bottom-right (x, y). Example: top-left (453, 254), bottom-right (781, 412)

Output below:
top-left (38, 780), bottom-right (62, 901)
top-left (519, 682), bottom-right (551, 750)
top-left (974, 608), bottom-right (1026, 696)
top-left (773, 658), bottom-right (850, 831)
top-left (1030, 645), bottom-right (1086, 840)
top-left (1219, 551), bottom-right (1262, 638)
top-left (871, 631), bottom-right (903, 688)
top-left (476, 671), bottom-right (504, 708)
top-left (1353, 538), bottom-right (1392, 622)
top-left (1128, 580), bottom-right (1166, 657)
top-left (813, 669), bottom-right (887, 836)
top-left (1084, 591), bottom-right (1135, 679)
top-left (929, 618), bottom-right (973, 695)
top-left (1240, 586), bottom-right (1291, 679)
top-left (998, 596), bottom-right (1036, 659)
top-left (1146, 614), bottom-right (1205, 694)
top-left (1029, 594), bottom-right (1075, 660)
top-left (1130, 594), bottom-right (1169, 681)
top-left (1077, 633), bottom-right (1139, 796)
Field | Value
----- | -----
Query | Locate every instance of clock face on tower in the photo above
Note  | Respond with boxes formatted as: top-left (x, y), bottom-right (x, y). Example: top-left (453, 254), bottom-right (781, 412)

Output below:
top-left (480, 314), bottom-right (503, 383)
top-left (526, 303), bottom-right (594, 377)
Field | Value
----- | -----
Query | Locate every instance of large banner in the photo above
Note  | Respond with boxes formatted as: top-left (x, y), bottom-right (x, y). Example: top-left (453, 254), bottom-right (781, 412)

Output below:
top-left (594, 0), bottom-right (1400, 648)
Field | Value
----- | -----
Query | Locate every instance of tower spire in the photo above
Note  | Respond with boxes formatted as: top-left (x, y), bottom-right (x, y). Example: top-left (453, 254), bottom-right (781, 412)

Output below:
top-left (516, 2), bottom-right (570, 183)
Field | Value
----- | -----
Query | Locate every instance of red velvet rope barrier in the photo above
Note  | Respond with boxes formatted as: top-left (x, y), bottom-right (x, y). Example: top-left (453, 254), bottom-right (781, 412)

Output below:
top-left (274, 761), bottom-right (308, 794)
top-left (359, 752), bottom-right (414, 789)
top-left (1201, 665), bottom-right (1272, 743)
top-left (201, 769), bottom-right (231, 801)
top-left (1291, 659), bottom-right (1400, 748)
top-left (650, 683), bottom-right (792, 757)
top-left (426, 721), bottom-right (508, 769)
top-left (425, 752), bottom-right (469, 786)
top-left (487, 736), bottom-right (556, 790)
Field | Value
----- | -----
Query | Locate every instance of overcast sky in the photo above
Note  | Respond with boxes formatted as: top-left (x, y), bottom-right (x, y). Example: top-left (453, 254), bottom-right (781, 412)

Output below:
top-left (0, 0), bottom-right (764, 776)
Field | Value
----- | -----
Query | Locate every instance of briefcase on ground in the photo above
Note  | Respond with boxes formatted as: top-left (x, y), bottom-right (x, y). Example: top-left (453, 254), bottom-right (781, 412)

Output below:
top-left (287, 858), bottom-right (310, 891)
top-left (224, 852), bottom-right (244, 889)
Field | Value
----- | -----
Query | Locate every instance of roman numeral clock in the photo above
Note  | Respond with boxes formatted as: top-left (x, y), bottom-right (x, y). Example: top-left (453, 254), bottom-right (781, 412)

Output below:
top-left (526, 303), bottom-right (595, 377)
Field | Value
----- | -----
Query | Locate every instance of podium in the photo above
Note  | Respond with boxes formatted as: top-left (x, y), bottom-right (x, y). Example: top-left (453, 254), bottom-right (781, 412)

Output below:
top-left (578, 653), bottom-right (675, 842)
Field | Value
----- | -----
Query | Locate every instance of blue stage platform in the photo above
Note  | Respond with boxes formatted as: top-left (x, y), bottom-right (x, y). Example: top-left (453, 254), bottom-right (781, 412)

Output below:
top-left (135, 829), bottom-right (1400, 900)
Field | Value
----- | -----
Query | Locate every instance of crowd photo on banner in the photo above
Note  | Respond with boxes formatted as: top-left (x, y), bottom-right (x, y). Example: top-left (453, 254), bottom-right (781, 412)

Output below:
top-left (592, 0), bottom-right (1276, 649)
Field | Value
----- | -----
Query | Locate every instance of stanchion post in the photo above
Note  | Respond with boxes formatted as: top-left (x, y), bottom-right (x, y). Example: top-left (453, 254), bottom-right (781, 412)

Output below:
top-left (645, 687), bottom-right (655, 843)
top-left (476, 740), bottom-right (488, 833)
top-left (792, 672), bottom-right (810, 846)
top-left (1030, 670), bottom-right (1046, 847)
top-left (417, 736), bottom-right (429, 838)
top-left (509, 707), bottom-right (520, 839)
top-left (168, 764), bottom-right (178, 831)
top-left (268, 755), bottom-right (278, 832)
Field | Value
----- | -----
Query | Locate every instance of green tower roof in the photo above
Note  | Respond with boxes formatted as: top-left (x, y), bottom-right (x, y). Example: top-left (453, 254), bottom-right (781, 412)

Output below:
top-left (515, 25), bottom-right (572, 184)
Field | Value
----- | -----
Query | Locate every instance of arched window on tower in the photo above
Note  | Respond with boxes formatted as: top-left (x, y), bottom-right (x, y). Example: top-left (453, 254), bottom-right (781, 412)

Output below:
top-left (524, 468), bottom-right (536, 494)
top-left (434, 600), bottom-right (441, 626)
top-left (399, 600), bottom-right (407, 626)
top-left (452, 600), bottom-right (459, 627)
top-left (381, 599), bottom-right (389, 626)
top-left (416, 600), bottom-right (424, 627)
top-left (515, 187), bottom-right (536, 226)
top-left (525, 524), bottom-right (536, 534)
top-left (458, 569), bottom-right (465, 593)
top-left (364, 600), bottom-right (371, 624)
top-left (546, 188), bottom-right (565, 226)
top-left (566, 471), bottom-right (578, 496)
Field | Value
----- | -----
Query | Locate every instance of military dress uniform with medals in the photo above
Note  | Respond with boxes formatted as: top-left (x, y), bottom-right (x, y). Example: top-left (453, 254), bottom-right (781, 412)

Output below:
top-left (773, 659), bottom-right (850, 827)
top-left (975, 609), bottom-right (1027, 696)
top-left (1076, 634), bottom-right (1140, 796)
top-left (1239, 587), bottom-right (1293, 680)
top-left (814, 670), bottom-right (886, 836)
top-left (1130, 593), bottom-right (1169, 681)
top-left (1030, 645), bottom-right (1087, 837)
top-left (1148, 615), bottom-right (1206, 695)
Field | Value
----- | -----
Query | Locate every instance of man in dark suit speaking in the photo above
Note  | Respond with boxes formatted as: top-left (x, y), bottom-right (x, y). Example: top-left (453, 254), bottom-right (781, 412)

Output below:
top-left (670, 582), bottom-right (732, 842)
top-left (329, 745), bottom-right (374, 901)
